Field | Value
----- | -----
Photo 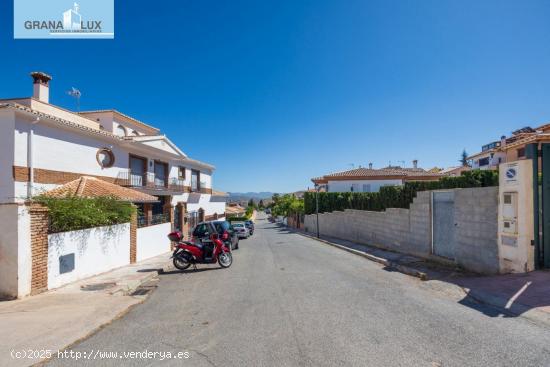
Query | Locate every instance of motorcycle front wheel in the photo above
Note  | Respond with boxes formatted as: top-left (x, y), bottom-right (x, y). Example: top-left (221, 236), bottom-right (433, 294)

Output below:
top-left (218, 252), bottom-right (233, 268)
top-left (173, 253), bottom-right (192, 270)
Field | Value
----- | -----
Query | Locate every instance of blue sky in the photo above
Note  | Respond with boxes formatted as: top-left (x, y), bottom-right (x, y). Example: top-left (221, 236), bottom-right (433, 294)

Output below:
top-left (2, 0), bottom-right (550, 193)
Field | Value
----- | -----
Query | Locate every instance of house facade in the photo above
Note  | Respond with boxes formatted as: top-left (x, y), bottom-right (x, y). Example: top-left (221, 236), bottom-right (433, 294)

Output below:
top-left (0, 72), bottom-right (226, 236)
top-left (0, 72), bottom-right (229, 298)
top-left (311, 161), bottom-right (441, 193)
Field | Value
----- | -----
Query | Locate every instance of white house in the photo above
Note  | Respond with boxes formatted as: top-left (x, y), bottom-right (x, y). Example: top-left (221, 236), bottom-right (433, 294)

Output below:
top-left (0, 72), bottom-right (227, 298)
top-left (311, 161), bottom-right (441, 193)
top-left (0, 72), bottom-right (226, 226)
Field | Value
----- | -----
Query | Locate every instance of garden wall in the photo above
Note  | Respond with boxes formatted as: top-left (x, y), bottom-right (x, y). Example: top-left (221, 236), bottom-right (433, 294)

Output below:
top-left (304, 187), bottom-right (500, 274)
top-left (136, 222), bottom-right (172, 262)
top-left (47, 223), bottom-right (130, 289)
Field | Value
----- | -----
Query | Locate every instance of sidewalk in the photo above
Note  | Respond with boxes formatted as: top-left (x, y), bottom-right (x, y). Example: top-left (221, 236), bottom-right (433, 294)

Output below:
top-left (0, 253), bottom-right (171, 367)
top-left (288, 226), bottom-right (550, 327)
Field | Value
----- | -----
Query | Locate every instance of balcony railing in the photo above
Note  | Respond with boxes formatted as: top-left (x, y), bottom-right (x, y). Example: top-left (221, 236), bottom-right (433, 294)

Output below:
top-left (116, 171), bottom-right (155, 187)
top-left (168, 177), bottom-right (185, 192)
top-left (116, 170), bottom-right (207, 194)
top-left (137, 213), bottom-right (170, 228)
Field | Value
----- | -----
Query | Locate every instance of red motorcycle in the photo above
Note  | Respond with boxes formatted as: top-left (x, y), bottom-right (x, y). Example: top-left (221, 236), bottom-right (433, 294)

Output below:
top-left (168, 231), bottom-right (233, 270)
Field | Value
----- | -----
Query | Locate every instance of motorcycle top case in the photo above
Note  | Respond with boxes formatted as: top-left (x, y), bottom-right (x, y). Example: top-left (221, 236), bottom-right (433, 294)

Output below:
top-left (168, 231), bottom-right (182, 242)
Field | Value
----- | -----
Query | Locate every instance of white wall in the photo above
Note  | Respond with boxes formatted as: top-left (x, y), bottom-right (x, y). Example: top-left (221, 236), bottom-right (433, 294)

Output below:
top-left (0, 205), bottom-right (21, 298)
top-left (327, 179), bottom-right (403, 193)
top-left (136, 222), bottom-right (172, 261)
top-left (498, 160), bottom-right (534, 273)
top-left (47, 223), bottom-right (130, 290)
top-left (17, 205), bottom-right (32, 297)
top-left (182, 193), bottom-right (226, 216)
top-left (0, 204), bottom-right (31, 299)
top-left (0, 110), bottom-right (15, 203)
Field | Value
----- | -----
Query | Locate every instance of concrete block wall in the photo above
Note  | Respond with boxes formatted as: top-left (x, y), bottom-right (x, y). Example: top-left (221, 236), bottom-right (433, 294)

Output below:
top-left (454, 187), bottom-right (499, 274)
top-left (304, 187), bottom-right (499, 274)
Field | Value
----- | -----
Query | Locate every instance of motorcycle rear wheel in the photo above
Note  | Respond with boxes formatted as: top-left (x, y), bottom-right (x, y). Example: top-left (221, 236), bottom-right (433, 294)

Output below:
top-left (173, 254), bottom-right (191, 270)
top-left (218, 252), bottom-right (233, 268)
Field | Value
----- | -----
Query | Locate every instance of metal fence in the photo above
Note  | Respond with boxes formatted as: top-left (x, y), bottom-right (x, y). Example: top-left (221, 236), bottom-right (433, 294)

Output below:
top-left (137, 213), bottom-right (170, 228)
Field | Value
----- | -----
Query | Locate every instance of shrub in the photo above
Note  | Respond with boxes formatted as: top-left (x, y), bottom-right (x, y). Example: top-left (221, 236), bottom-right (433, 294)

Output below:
top-left (34, 195), bottom-right (136, 233)
top-left (304, 170), bottom-right (498, 215)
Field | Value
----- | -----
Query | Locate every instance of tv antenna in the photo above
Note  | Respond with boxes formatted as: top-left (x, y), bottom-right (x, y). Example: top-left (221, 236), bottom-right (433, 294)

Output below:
top-left (67, 87), bottom-right (81, 111)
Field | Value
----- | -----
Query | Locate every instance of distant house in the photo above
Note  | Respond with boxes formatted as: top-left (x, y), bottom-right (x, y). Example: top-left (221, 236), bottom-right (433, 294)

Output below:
top-left (467, 125), bottom-right (547, 169)
top-left (311, 160), bottom-right (441, 193)
top-left (226, 203), bottom-right (246, 217)
top-left (436, 166), bottom-right (471, 177)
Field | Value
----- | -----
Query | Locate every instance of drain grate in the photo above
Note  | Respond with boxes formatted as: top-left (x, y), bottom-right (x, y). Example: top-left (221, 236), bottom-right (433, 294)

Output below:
top-left (81, 282), bottom-right (116, 291)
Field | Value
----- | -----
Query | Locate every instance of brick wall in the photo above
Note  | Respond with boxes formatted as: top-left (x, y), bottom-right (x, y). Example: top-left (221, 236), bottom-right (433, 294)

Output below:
top-left (29, 204), bottom-right (49, 294)
top-left (130, 210), bottom-right (137, 263)
top-left (304, 187), bottom-right (499, 274)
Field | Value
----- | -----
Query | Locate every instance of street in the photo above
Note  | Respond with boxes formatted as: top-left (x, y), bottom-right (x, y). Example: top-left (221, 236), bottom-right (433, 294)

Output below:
top-left (47, 213), bottom-right (550, 367)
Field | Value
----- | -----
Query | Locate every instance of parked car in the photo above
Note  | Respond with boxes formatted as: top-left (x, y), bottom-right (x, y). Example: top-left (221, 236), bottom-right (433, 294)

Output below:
top-left (231, 222), bottom-right (250, 239)
top-left (244, 220), bottom-right (255, 235)
top-left (192, 220), bottom-right (239, 250)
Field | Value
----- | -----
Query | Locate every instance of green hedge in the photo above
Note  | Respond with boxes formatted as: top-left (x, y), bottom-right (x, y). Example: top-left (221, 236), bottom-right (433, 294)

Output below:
top-left (304, 170), bottom-right (498, 215)
top-left (35, 195), bottom-right (136, 233)
top-left (227, 216), bottom-right (251, 222)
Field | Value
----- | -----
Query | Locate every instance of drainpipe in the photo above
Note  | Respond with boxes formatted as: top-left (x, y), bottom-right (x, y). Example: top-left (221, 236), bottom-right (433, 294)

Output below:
top-left (28, 117), bottom-right (40, 198)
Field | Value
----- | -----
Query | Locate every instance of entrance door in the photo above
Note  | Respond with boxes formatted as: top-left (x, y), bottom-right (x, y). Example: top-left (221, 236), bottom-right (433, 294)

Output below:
top-left (432, 191), bottom-right (456, 259)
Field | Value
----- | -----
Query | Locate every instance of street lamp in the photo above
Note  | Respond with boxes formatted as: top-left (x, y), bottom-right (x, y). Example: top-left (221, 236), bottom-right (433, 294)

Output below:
top-left (314, 183), bottom-right (326, 238)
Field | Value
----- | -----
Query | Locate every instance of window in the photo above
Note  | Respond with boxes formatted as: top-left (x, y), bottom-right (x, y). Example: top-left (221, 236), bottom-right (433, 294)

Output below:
top-left (517, 148), bottom-right (526, 158)
top-left (193, 223), bottom-right (209, 238)
top-left (154, 161), bottom-right (168, 187)
top-left (115, 124), bottom-right (127, 136)
top-left (129, 155), bottom-right (146, 186)
top-left (362, 184), bottom-right (371, 192)
top-left (96, 148), bottom-right (115, 168)
top-left (191, 170), bottom-right (200, 192)
top-left (178, 166), bottom-right (186, 179)
top-left (478, 157), bottom-right (490, 166)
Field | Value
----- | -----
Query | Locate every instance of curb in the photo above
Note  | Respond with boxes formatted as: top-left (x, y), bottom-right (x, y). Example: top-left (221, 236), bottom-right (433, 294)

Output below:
top-left (294, 230), bottom-right (428, 281)
top-left (462, 288), bottom-right (550, 328)
top-left (288, 227), bottom-right (550, 327)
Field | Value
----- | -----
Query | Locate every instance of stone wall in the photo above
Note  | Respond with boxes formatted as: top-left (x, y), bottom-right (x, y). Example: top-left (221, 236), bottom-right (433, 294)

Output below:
top-left (304, 187), bottom-right (500, 274)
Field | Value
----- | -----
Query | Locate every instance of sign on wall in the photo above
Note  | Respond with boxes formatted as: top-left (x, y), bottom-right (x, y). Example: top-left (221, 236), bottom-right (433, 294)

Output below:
top-left (14, 0), bottom-right (114, 39)
top-left (504, 162), bottom-right (519, 186)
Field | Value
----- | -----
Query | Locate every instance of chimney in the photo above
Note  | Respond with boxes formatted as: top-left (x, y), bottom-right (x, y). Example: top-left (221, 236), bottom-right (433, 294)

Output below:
top-left (30, 72), bottom-right (52, 103)
top-left (500, 135), bottom-right (506, 147)
top-left (412, 159), bottom-right (418, 169)
top-left (368, 162), bottom-right (373, 169)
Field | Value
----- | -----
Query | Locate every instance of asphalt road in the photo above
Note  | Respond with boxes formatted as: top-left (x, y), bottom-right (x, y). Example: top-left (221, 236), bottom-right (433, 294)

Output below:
top-left (48, 213), bottom-right (550, 366)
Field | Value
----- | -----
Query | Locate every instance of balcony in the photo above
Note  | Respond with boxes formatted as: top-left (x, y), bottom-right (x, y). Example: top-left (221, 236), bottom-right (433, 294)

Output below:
top-left (116, 170), bottom-right (186, 194)
top-left (190, 181), bottom-right (211, 194)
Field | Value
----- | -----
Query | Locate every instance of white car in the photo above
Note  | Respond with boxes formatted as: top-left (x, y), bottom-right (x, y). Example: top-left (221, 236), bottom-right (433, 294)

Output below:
top-left (231, 222), bottom-right (250, 238)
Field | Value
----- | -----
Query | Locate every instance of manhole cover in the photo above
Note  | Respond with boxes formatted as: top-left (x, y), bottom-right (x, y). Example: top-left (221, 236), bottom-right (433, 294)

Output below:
top-left (81, 282), bottom-right (116, 291)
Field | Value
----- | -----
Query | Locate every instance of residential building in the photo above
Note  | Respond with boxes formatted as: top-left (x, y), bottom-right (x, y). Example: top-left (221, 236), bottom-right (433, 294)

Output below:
top-left (0, 71), bottom-right (226, 236)
top-left (311, 161), bottom-right (441, 193)
top-left (436, 166), bottom-right (471, 177)
top-left (467, 126), bottom-right (545, 169)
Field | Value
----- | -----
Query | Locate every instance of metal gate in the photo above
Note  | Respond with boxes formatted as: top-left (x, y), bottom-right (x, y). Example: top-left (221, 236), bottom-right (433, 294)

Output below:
top-left (186, 211), bottom-right (199, 238)
top-left (174, 205), bottom-right (182, 232)
top-left (432, 191), bottom-right (456, 259)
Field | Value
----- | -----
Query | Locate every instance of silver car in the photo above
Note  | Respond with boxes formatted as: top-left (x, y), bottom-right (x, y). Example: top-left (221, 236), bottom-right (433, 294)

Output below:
top-left (231, 222), bottom-right (250, 238)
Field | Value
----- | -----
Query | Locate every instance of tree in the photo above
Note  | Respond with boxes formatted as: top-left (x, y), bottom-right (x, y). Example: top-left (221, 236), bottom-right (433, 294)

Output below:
top-left (460, 149), bottom-right (470, 167)
top-left (258, 199), bottom-right (264, 209)
top-left (248, 198), bottom-right (255, 208)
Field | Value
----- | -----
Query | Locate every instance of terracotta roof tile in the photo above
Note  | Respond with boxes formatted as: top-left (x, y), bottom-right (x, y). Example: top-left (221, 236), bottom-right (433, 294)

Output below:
top-left (44, 176), bottom-right (158, 203)
top-left (312, 167), bottom-right (441, 182)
